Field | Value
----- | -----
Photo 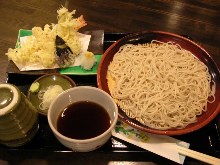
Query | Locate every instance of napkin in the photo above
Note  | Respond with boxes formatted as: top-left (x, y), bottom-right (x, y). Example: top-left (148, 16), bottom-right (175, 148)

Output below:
top-left (112, 120), bottom-right (190, 164)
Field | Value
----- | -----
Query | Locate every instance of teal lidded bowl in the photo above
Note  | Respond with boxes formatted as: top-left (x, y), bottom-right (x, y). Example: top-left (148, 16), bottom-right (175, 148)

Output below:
top-left (0, 83), bottom-right (39, 147)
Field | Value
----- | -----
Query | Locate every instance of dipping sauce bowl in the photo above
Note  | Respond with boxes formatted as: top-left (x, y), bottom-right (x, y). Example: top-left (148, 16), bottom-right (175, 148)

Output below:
top-left (47, 86), bottom-right (118, 152)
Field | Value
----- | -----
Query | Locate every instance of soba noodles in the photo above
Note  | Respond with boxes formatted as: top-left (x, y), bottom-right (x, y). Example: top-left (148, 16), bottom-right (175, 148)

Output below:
top-left (107, 40), bottom-right (215, 130)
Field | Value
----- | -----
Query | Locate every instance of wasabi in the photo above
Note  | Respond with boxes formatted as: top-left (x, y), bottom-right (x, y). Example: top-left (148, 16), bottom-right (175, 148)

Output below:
top-left (30, 82), bottom-right (40, 93)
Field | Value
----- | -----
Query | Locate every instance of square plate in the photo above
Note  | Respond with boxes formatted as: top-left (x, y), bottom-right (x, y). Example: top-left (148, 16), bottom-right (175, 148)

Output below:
top-left (7, 29), bottom-right (104, 75)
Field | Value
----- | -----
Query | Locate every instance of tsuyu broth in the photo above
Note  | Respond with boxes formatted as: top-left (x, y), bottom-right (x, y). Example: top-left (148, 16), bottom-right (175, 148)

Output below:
top-left (57, 101), bottom-right (111, 140)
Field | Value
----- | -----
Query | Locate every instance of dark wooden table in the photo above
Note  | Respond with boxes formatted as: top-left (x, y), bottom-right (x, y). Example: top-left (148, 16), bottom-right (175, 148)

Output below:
top-left (0, 0), bottom-right (220, 164)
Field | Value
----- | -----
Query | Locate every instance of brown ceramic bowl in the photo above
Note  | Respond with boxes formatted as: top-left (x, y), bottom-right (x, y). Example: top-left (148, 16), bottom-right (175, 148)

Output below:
top-left (28, 73), bottom-right (76, 116)
top-left (97, 31), bottom-right (220, 135)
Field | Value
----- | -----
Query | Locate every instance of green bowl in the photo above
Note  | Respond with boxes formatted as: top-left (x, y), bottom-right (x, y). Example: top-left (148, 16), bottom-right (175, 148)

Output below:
top-left (0, 83), bottom-right (39, 147)
top-left (27, 73), bottom-right (76, 116)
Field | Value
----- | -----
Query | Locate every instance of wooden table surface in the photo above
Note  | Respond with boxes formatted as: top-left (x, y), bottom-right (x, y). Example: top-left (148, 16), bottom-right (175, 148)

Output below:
top-left (0, 0), bottom-right (220, 164)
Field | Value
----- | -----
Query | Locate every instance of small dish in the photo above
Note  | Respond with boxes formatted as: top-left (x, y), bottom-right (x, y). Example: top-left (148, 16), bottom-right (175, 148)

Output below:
top-left (27, 73), bottom-right (76, 116)
top-left (48, 86), bottom-right (118, 152)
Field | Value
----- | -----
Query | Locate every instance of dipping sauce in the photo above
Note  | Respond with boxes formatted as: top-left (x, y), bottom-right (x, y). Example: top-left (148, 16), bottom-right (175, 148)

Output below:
top-left (57, 101), bottom-right (111, 140)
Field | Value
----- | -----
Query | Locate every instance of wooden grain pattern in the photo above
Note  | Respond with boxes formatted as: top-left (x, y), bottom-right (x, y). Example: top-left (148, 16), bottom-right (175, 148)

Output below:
top-left (0, 1), bottom-right (220, 77)
top-left (1, 0), bottom-right (219, 72)
top-left (0, 1), bottom-right (219, 81)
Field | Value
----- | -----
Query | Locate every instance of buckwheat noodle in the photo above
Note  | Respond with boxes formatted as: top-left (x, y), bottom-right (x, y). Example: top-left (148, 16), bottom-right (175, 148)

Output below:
top-left (107, 41), bottom-right (215, 130)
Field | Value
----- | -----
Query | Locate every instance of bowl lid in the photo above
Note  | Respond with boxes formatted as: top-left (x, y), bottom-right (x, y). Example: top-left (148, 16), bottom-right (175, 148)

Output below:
top-left (0, 84), bottom-right (20, 116)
